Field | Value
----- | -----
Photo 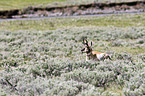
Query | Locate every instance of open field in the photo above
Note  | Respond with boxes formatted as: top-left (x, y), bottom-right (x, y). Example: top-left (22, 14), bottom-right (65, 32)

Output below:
top-left (1, 14), bottom-right (145, 31)
top-left (0, 0), bottom-right (67, 10)
top-left (0, 14), bottom-right (145, 95)
top-left (0, 0), bottom-right (141, 10)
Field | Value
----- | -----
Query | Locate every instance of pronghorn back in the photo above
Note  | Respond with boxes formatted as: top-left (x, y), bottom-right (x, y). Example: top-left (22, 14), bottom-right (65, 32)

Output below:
top-left (92, 51), bottom-right (102, 55)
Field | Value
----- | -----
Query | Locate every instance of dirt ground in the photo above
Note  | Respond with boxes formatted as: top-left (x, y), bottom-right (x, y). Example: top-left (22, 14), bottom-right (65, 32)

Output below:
top-left (0, 1), bottom-right (144, 18)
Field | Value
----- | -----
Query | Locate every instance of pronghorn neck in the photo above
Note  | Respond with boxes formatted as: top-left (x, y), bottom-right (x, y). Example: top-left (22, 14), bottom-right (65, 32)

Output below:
top-left (86, 51), bottom-right (92, 56)
top-left (86, 51), bottom-right (94, 61)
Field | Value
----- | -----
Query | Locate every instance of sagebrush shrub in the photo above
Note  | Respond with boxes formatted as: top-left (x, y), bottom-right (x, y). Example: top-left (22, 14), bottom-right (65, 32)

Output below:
top-left (0, 27), bottom-right (145, 95)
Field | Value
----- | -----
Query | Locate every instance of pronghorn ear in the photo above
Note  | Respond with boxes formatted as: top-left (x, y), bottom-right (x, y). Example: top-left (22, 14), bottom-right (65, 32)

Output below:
top-left (91, 41), bottom-right (92, 46)
top-left (82, 39), bottom-right (85, 45)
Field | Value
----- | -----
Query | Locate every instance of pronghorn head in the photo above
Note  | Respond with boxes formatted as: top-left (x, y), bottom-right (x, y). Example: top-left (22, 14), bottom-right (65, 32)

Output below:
top-left (81, 39), bottom-right (93, 54)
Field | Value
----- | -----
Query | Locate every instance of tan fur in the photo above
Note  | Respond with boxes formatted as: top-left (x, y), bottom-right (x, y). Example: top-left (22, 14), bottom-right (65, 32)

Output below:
top-left (92, 51), bottom-right (102, 55)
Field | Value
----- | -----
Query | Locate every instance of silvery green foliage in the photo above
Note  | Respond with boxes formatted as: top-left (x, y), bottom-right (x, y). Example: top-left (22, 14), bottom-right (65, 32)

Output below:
top-left (76, 86), bottom-right (104, 96)
top-left (101, 91), bottom-right (121, 96)
top-left (0, 67), bottom-right (102, 96)
top-left (123, 67), bottom-right (145, 96)
top-left (62, 60), bottom-right (135, 88)
top-left (0, 27), bottom-right (145, 95)
top-left (17, 77), bottom-right (92, 96)
top-left (0, 87), bottom-right (9, 96)
top-left (138, 53), bottom-right (145, 62)
top-left (113, 52), bottom-right (132, 61)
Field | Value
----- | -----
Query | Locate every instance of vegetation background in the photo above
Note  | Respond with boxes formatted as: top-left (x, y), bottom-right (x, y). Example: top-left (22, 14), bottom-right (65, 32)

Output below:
top-left (0, 0), bottom-right (145, 96)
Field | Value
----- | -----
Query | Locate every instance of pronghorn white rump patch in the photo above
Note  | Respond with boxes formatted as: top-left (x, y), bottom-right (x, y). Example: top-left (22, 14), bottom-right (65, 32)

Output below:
top-left (97, 53), bottom-right (106, 60)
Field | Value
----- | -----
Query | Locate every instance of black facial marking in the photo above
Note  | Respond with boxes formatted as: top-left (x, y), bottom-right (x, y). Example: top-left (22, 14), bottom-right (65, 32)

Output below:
top-left (81, 48), bottom-right (85, 53)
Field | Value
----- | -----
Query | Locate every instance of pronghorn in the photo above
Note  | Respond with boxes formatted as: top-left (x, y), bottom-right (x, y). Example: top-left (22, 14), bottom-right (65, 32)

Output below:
top-left (81, 39), bottom-right (111, 61)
